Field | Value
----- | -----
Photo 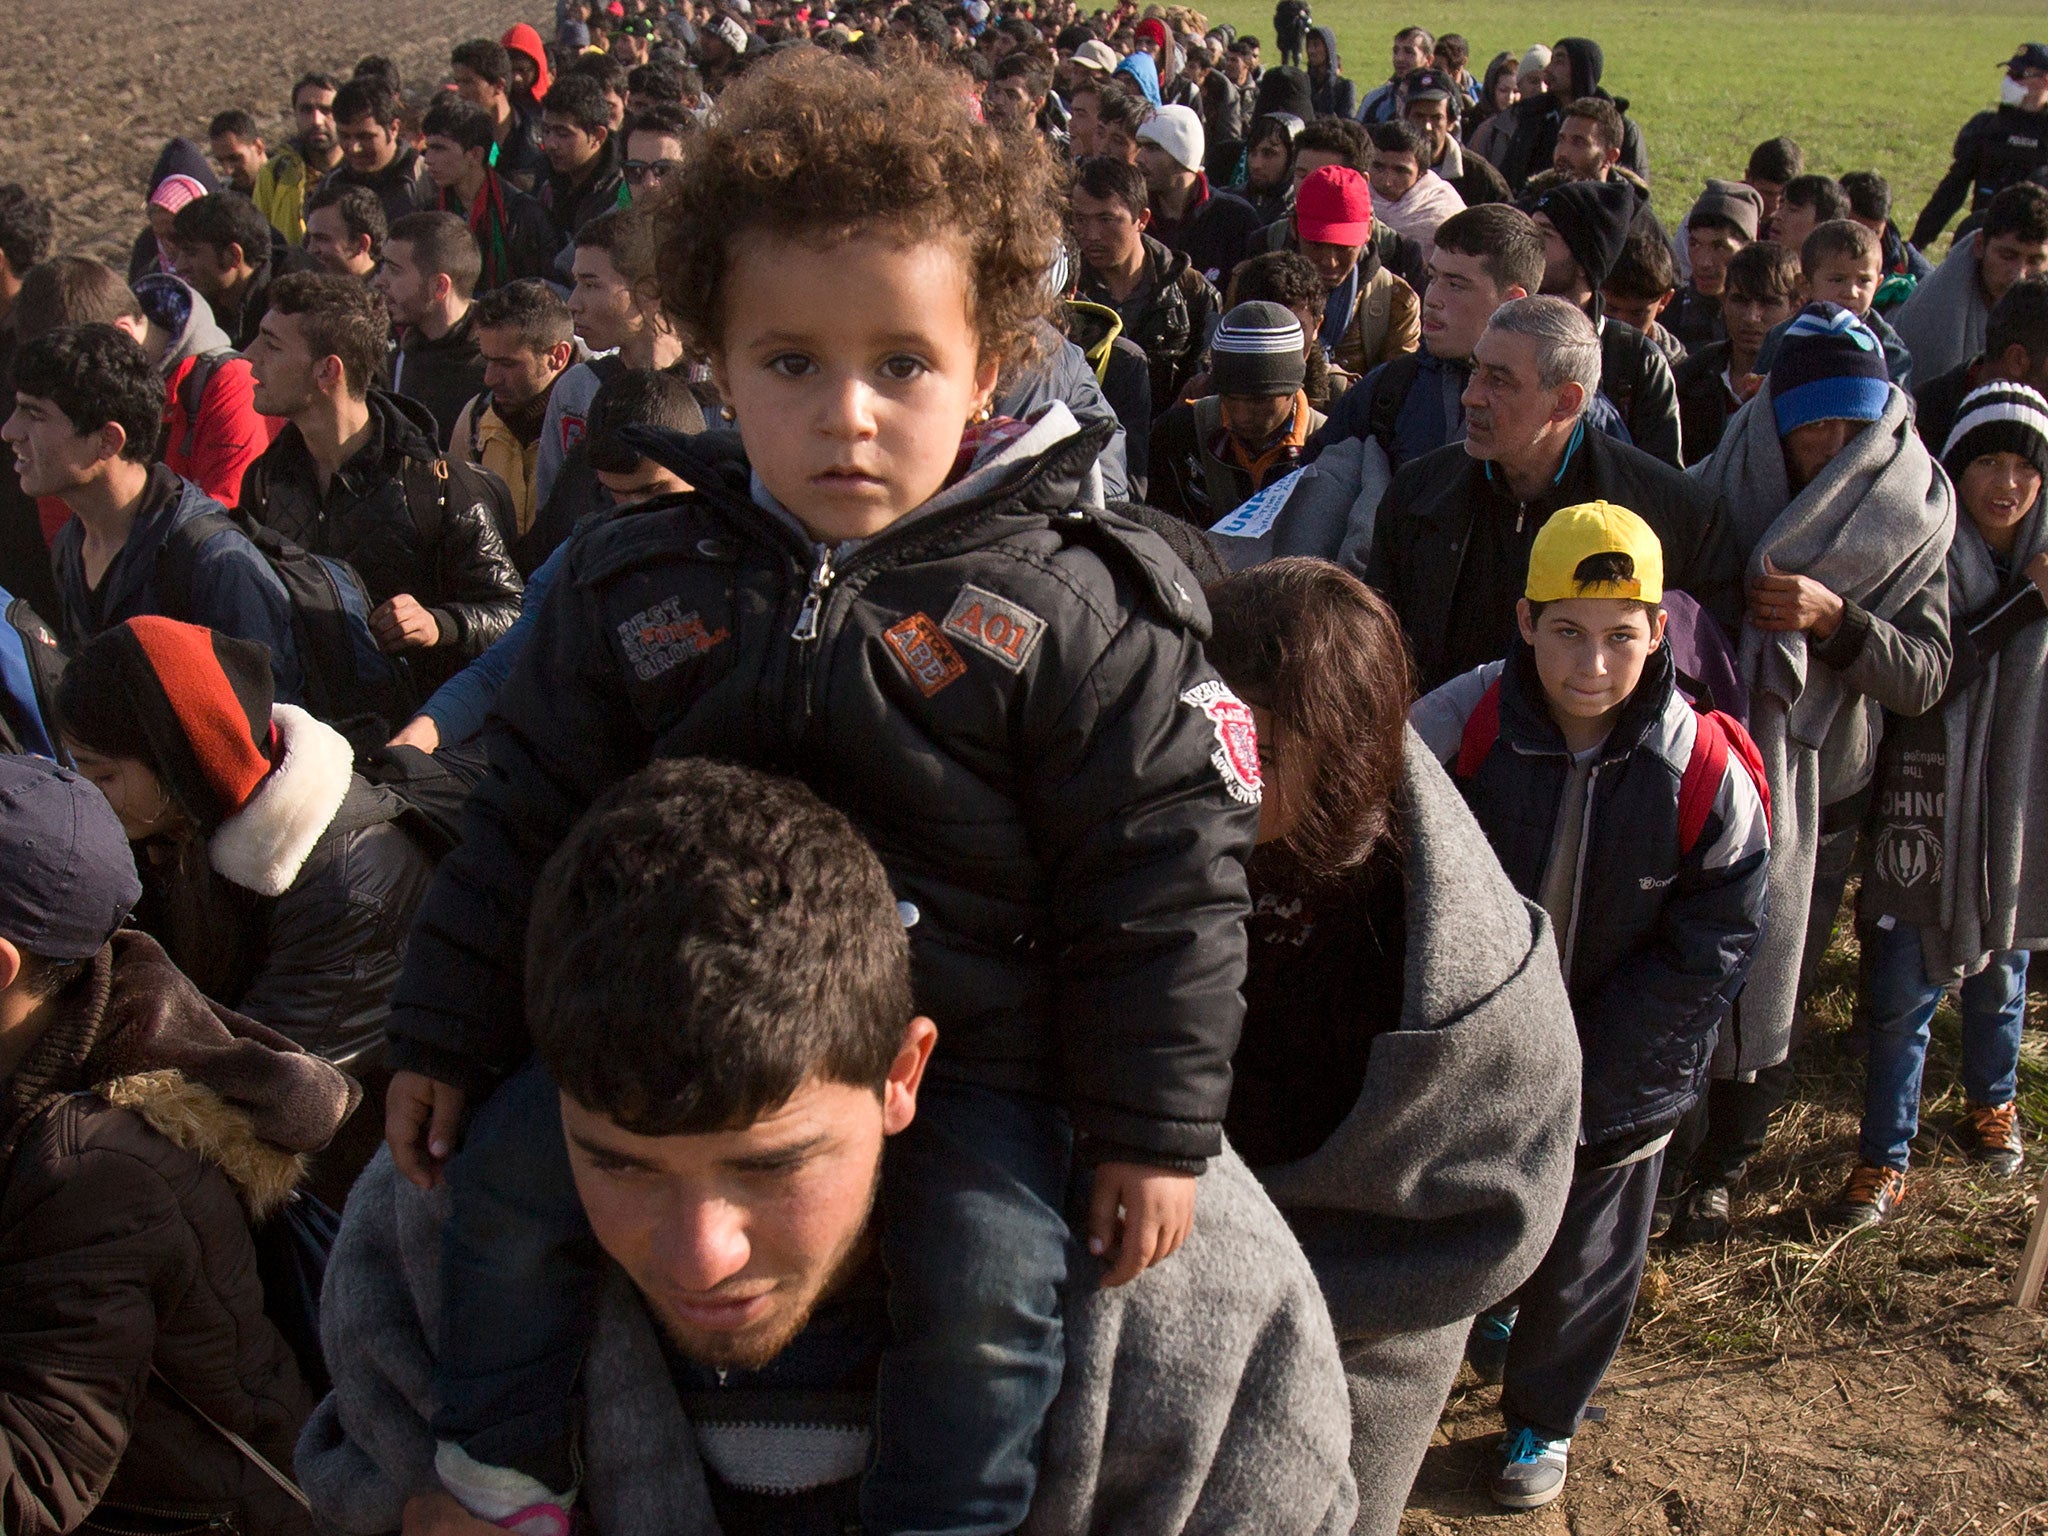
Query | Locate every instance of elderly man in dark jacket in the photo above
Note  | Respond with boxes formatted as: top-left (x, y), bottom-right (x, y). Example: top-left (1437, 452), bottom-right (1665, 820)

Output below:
top-left (1365, 296), bottom-right (1740, 691)
top-left (242, 273), bottom-right (522, 704)
top-left (0, 755), bottom-right (357, 1536)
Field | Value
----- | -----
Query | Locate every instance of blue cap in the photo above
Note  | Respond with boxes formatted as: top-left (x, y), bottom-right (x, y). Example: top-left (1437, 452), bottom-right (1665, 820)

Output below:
top-left (1769, 303), bottom-right (1892, 437)
top-left (0, 756), bottom-right (141, 962)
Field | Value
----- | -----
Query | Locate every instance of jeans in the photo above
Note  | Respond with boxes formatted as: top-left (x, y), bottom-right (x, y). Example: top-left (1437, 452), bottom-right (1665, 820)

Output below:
top-left (432, 1056), bottom-right (602, 1489)
top-left (864, 1079), bottom-right (1075, 1536)
top-left (1859, 924), bottom-right (2028, 1171)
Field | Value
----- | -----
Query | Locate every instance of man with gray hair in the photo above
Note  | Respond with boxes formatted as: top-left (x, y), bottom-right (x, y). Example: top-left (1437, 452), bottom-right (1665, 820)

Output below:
top-left (1365, 295), bottom-right (1740, 688)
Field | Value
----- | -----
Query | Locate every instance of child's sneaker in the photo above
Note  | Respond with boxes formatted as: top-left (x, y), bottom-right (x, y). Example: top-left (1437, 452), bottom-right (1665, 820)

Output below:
top-left (1465, 1305), bottom-right (1517, 1385)
top-left (1490, 1424), bottom-right (1571, 1509)
top-left (1954, 1100), bottom-right (2024, 1176)
top-left (1824, 1164), bottom-right (1906, 1229)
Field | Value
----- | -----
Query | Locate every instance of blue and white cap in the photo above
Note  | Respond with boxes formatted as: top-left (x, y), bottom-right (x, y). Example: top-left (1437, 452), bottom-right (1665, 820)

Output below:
top-left (1768, 303), bottom-right (1891, 437)
top-left (1210, 300), bottom-right (1306, 398)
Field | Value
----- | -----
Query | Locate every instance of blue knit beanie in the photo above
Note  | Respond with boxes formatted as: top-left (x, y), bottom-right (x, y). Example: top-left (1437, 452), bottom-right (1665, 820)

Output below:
top-left (1769, 303), bottom-right (1891, 437)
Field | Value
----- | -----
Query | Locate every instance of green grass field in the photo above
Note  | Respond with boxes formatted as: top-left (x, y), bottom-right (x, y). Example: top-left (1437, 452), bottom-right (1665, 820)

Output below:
top-left (1203, 0), bottom-right (2043, 245)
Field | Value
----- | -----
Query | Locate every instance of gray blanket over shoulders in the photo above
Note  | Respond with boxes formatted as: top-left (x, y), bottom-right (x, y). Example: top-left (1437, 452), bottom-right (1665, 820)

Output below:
top-left (298, 1148), bottom-right (1358, 1536)
top-left (1692, 385), bottom-right (1955, 1071)
top-left (1256, 732), bottom-right (1582, 1536)
top-left (1925, 503), bottom-right (2048, 975)
top-left (1889, 237), bottom-right (1989, 384)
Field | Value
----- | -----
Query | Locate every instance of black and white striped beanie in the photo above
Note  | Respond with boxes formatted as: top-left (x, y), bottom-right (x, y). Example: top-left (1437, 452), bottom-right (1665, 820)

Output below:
top-left (1942, 382), bottom-right (2048, 482)
top-left (1209, 301), bottom-right (1306, 398)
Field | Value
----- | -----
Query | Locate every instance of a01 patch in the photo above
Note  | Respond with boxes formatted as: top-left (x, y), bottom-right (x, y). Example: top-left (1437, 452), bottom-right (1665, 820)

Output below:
top-left (1181, 679), bottom-right (1263, 805)
top-left (942, 584), bottom-right (1046, 673)
top-left (617, 596), bottom-right (730, 680)
top-left (883, 613), bottom-right (968, 697)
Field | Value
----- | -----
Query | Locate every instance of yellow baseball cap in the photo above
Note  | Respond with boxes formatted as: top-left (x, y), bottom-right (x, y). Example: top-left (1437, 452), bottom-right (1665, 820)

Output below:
top-left (1525, 500), bottom-right (1664, 604)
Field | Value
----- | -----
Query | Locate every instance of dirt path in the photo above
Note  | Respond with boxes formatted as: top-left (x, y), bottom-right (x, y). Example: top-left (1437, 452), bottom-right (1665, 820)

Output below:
top-left (0, 0), bottom-right (548, 260)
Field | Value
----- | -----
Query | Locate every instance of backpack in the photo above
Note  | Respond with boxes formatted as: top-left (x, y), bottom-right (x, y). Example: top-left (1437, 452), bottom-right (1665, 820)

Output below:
top-left (157, 509), bottom-right (410, 733)
top-left (1452, 679), bottom-right (1771, 857)
top-left (0, 587), bottom-right (65, 758)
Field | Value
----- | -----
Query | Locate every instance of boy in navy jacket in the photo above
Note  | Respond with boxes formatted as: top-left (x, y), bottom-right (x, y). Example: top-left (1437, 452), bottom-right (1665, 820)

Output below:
top-left (1414, 500), bottom-right (1771, 1511)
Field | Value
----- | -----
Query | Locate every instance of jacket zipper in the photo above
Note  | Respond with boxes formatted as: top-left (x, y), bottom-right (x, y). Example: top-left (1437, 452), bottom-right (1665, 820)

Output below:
top-left (790, 542), bottom-right (836, 642)
top-left (1559, 759), bottom-right (1603, 976)
top-left (786, 541), bottom-right (837, 746)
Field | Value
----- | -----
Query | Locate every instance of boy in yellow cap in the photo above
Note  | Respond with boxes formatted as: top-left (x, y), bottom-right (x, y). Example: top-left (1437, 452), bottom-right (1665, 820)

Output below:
top-left (1413, 500), bottom-right (1772, 1511)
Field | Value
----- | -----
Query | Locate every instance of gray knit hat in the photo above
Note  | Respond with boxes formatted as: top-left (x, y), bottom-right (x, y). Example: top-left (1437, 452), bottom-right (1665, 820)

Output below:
top-left (1210, 301), bottom-right (1306, 397)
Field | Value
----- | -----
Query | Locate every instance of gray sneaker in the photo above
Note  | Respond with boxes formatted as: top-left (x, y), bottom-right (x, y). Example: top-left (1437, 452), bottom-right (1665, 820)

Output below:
top-left (1490, 1425), bottom-right (1570, 1509)
top-left (1674, 1181), bottom-right (1730, 1244)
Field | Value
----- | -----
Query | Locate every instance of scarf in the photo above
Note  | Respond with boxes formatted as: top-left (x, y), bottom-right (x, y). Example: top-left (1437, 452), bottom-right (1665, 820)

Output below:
top-left (447, 172), bottom-right (515, 292)
top-left (1890, 237), bottom-right (1989, 383)
top-left (1694, 384), bottom-right (1954, 1071)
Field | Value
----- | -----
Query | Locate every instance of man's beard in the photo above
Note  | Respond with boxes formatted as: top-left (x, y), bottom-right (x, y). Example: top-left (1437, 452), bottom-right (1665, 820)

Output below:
top-left (652, 1160), bottom-right (881, 1373)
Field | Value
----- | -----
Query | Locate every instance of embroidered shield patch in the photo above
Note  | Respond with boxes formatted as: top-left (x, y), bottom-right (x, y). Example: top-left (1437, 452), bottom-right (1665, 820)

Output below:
top-left (1181, 679), bottom-right (1263, 805)
top-left (883, 613), bottom-right (968, 697)
top-left (617, 597), bottom-right (729, 680)
top-left (942, 584), bottom-right (1047, 672)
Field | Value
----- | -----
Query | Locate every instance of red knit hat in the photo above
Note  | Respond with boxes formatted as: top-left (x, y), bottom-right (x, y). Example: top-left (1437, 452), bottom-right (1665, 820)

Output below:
top-left (1134, 17), bottom-right (1170, 51)
top-left (57, 617), bottom-right (277, 834)
top-left (1296, 165), bottom-right (1373, 246)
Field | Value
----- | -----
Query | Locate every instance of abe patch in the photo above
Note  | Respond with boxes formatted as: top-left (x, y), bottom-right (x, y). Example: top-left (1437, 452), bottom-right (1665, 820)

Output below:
top-left (1181, 679), bottom-right (1262, 805)
top-left (617, 596), bottom-right (729, 680)
top-left (883, 613), bottom-right (967, 697)
top-left (942, 584), bottom-right (1046, 673)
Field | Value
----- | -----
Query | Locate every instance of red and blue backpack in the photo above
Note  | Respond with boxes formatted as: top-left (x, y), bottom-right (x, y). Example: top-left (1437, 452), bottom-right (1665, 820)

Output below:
top-left (1452, 680), bottom-right (1772, 856)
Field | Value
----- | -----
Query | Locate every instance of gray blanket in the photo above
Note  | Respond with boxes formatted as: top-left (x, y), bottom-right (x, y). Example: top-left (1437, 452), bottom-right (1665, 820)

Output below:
top-left (1890, 237), bottom-right (1989, 384)
top-left (297, 1147), bottom-right (1358, 1536)
top-left (1257, 731), bottom-right (1582, 1536)
top-left (1927, 502), bottom-right (2048, 974)
top-left (1692, 385), bottom-right (1955, 1071)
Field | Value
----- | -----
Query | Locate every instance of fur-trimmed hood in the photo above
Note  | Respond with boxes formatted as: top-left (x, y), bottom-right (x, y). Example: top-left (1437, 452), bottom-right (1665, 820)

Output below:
top-left (209, 703), bottom-right (357, 897)
top-left (0, 930), bottom-right (357, 1214)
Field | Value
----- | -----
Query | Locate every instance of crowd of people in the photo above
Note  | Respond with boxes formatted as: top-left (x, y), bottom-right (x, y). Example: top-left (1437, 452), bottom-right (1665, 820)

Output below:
top-left (0, 3), bottom-right (2045, 1534)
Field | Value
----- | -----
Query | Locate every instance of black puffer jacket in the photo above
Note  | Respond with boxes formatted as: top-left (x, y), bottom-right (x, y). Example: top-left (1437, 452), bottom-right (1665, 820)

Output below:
top-left (136, 705), bottom-right (437, 1069)
top-left (1413, 643), bottom-right (1772, 1151)
top-left (242, 390), bottom-right (523, 697)
top-left (387, 410), bottom-right (1261, 1166)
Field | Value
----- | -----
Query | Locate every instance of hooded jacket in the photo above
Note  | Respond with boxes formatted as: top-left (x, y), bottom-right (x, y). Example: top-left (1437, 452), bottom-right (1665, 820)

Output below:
top-left (130, 140), bottom-right (219, 285)
top-left (52, 464), bottom-right (305, 703)
top-left (134, 705), bottom-right (437, 1069)
top-left (1495, 39), bottom-right (1649, 193)
top-left (134, 274), bottom-right (283, 510)
top-left (0, 929), bottom-right (356, 1536)
top-left (241, 390), bottom-right (524, 697)
top-left (299, 1144), bottom-right (1356, 1535)
top-left (1247, 732), bottom-right (1581, 1535)
top-left (1412, 644), bottom-right (1771, 1150)
top-left (384, 406), bottom-right (1263, 1168)
top-left (1305, 26), bottom-right (1355, 119)
top-left (1367, 424), bottom-right (1743, 691)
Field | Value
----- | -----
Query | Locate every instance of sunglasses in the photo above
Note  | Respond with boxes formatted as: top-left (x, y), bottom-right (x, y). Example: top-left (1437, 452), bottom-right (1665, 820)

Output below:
top-left (623, 158), bottom-right (683, 182)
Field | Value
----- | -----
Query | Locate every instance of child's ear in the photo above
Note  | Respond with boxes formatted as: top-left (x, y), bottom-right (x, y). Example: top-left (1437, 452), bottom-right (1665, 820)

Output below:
top-left (971, 351), bottom-right (1002, 421)
top-left (1516, 597), bottom-right (1538, 644)
top-left (707, 353), bottom-right (732, 414)
top-left (1649, 607), bottom-right (1669, 650)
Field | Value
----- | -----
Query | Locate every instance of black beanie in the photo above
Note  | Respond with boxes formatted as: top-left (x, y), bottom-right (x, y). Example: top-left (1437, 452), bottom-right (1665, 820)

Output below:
top-left (1533, 179), bottom-right (1636, 290)
top-left (1253, 67), bottom-right (1315, 125)
top-left (1941, 382), bottom-right (2048, 483)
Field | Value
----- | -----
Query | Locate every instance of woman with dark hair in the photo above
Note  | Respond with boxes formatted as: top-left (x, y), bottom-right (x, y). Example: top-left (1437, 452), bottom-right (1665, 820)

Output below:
top-left (1239, 111), bottom-right (1304, 225)
top-left (1465, 53), bottom-right (1523, 167)
top-left (1205, 558), bottom-right (1581, 1536)
top-left (59, 617), bottom-right (437, 1201)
